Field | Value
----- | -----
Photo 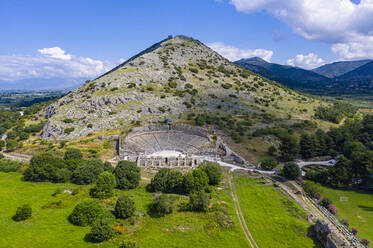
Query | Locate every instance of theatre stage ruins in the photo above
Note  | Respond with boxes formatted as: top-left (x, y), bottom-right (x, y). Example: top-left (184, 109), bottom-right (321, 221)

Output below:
top-left (101, 124), bottom-right (247, 169)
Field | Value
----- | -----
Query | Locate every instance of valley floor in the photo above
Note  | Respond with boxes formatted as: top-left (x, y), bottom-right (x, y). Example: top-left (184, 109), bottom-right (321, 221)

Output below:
top-left (0, 171), bottom-right (320, 248)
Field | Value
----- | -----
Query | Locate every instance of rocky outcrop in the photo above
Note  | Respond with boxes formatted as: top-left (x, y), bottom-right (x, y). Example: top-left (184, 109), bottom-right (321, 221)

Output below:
top-left (314, 220), bottom-right (351, 248)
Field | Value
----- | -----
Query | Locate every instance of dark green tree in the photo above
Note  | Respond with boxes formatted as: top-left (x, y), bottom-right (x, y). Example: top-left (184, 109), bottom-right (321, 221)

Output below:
top-left (90, 172), bottom-right (117, 199)
top-left (202, 163), bottom-right (222, 185)
top-left (259, 156), bottom-right (278, 171)
top-left (113, 161), bottom-right (140, 190)
top-left (188, 191), bottom-right (210, 212)
top-left (114, 195), bottom-right (136, 219)
top-left (69, 200), bottom-right (103, 226)
top-left (88, 218), bottom-right (115, 242)
top-left (279, 135), bottom-right (299, 161)
top-left (281, 162), bottom-right (301, 179)
top-left (64, 148), bottom-right (83, 160)
top-left (71, 159), bottom-right (104, 185)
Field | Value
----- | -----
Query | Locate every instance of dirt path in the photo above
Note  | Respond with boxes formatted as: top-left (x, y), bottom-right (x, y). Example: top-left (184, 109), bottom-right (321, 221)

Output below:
top-left (1, 152), bottom-right (31, 163)
top-left (228, 172), bottom-right (259, 248)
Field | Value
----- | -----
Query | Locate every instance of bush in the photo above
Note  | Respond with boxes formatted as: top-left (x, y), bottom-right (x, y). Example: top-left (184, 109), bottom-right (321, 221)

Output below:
top-left (351, 227), bottom-right (359, 235)
top-left (0, 159), bottom-right (22, 172)
top-left (114, 161), bottom-right (140, 190)
top-left (280, 162), bottom-right (301, 179)
top-left (267, 146), bottom-right (277, 156)
top-left (188, 191), bottom-right (210, 212)
top-left (259, 156), bottom-right (278, 171)
top-left (202, 163), bottom-right (222, 185)
top-left (69, 200), bottom-right (104, 226)
top-left (341, 219), bottom-right (349, 226)
top-left (13, 204), bottom-right (32, 221)
top-left (71, 159), bottom-right (104, 185)
top-left (150, 194), bottom-right (173, 216)
top-left (327, 204), bottom-right (338, 215)
top-left (147, 168), bottom-right (184, 193)
top-left (90, 172), bottom-right (117, 199)
top-left (362, 239), bottom-right (370, 246)
top-left (64, 148), bottom-right (83, 160)
top-left (88, 219), bottom-right (115, 242)
top-left (303, 181), bottom-right (323, 198)
top-left (114, 195), bottom-right (136, 219)
top-left (119, 241), bottom-right (137, 248)
top-left (320, 197), bottom-right (332, 208)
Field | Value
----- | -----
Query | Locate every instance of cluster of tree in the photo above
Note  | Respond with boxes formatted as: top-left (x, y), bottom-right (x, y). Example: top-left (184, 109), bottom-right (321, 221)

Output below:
top-left (299, 116), bottom-right (373, 188)
top-left (69, 194), bottom-right (137, 243)
top-left (147, 163), bottom-right (222, 195)
top-left (12, 204), bottom-right (32, 222)
top-left (314, 101), bottom-right (357, 124)
top-left (0, 158), bottom-right (23, 172)
top-left (23, 149), bottom-right (141, 188)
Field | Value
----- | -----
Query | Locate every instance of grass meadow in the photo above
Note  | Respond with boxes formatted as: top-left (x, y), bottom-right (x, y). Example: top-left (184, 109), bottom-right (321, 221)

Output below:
top-left (234, 175), bottom-right (321, 248)
top-left (320, 185), bottom-right (373, 242)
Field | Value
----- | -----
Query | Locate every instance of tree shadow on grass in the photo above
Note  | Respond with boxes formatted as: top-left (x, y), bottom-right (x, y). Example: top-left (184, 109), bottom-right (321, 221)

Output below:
top-left (358, 205), bottom-right (373, 212)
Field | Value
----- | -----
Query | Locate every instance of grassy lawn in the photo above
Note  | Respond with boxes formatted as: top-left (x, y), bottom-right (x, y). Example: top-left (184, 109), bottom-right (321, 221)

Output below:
top-left (0, 172), bottom-right (247, 248)
top-left (234, 175), bottom-right (320, 248)
top-left (320, 185), bottom-right (373, 241)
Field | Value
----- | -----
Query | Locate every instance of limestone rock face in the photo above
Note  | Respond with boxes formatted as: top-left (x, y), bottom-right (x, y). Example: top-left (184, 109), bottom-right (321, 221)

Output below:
top-left (41, 35), bottom-right (315, 140)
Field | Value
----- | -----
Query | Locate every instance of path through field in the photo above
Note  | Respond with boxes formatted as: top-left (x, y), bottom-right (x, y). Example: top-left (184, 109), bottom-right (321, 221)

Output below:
top-left (228, 172), bottom-right (259, 248)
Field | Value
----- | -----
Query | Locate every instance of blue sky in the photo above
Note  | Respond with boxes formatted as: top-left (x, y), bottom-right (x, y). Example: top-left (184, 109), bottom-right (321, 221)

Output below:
top-left (0, 0), bottom-right (372, 89)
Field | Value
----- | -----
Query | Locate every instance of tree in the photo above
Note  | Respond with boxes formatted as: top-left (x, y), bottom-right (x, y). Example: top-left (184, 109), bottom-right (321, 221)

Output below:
top-left (114, 161), bottom-right (140, 190)
top-left (71, 159), bottom-right (104, 185)
top-left (279, 134), bottom-right (299, 161)
top-left (147, 168), bottom-right (184, 193)
top-left (281, 162), bottom-right (301, 179)
top-left (202, 163), bottom-right (222, 185)
top-left (149, 194), bottom-right (174, 216)
top-left (183, 168), bottom-right (209, 194)
top-left (64, 148), bottom-right (83, 160)
top-left (103, 161), bottom-right (114, 173)
top-left (6, 139), bottom-right (18, 152)
top-left (13, 204), bottom-right (32, 221)
top-left (328, 156), bottom-right (352, 187)
top-left (90, 172), bottom-right (116, 199)
top-left (300, 134), bottom-right (316, 159)
top-left (188, 191), bottom-right (210, 212)
top-left (88, 219), bottom-right (115, 242)
top-left (69, 200), bottom-right (104, 226)
top-left (259, 156), bottom-right (278, 171)
top-left (267, 146), bottom-right (277, 156)
top-left (24, 152), bottom-right (68, 182)
top-left (114, 195), bottom-right (135, 219)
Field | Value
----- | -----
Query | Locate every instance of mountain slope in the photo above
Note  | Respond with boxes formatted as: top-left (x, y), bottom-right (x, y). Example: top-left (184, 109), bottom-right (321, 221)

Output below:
top-left (332, 61), bottom-right (373, 91)
top-left (313, 60), bottom-right (372, 78)
top-left (235, 58), bottom-right (329, 89)
top-left (41, 36), bottom-right (320, 140)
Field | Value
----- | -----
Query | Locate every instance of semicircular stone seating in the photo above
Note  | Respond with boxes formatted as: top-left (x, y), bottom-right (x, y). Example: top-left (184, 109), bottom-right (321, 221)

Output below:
top-left (119, 125), bottom-right (217, 168)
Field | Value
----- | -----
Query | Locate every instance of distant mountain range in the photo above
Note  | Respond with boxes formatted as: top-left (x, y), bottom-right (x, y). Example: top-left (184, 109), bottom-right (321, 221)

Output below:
top-left (235, 57), bottom-right (373, 94)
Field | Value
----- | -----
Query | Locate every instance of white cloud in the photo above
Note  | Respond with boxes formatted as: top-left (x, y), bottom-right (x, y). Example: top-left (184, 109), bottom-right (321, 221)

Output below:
top-left (208, 42), bottom-right (273, 61)
top-left (38, 47), bottom-right (72, 60)
top-left (229, 0), bottom-right (373, 60)
top-left (287, 53), bottom-right (325, 69)
top-left (0, 47), bottom-right (115, 81)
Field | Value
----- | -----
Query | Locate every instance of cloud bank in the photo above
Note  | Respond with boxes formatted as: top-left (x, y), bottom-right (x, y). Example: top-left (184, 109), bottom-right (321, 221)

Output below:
top-left (208, 42), bottom-right (273, 61)
top-left (0, 47), bottom-right (115, 82)
top-left (229, 0), bottom-right (373, 60)
top-left (287, 53), bottom-right (325, 69)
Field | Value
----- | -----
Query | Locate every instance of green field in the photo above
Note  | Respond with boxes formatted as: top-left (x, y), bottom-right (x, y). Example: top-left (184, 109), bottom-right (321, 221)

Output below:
top-left (234, 175), bottom-right (320, 248)
top-left (320, 185), bottom-right (373, 241)
top-left (0, 172), bottom-right (247, 248)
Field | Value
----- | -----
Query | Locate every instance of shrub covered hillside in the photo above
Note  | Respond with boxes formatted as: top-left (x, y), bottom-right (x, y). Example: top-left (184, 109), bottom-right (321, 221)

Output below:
top-left (41, 35), bottom-right (324, 140)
